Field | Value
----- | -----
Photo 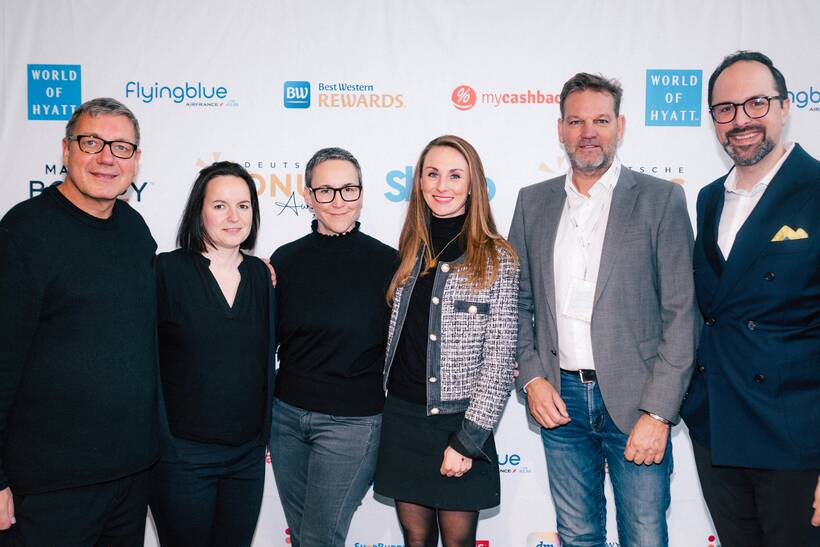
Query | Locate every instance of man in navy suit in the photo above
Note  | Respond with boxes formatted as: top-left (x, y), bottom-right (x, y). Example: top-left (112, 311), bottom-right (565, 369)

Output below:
top-left (681, 50), bottom-right (820, 545)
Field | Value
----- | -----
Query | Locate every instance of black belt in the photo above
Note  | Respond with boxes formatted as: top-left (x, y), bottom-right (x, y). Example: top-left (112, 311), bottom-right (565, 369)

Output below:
top-left (561, 368), bottom-right (597, 384)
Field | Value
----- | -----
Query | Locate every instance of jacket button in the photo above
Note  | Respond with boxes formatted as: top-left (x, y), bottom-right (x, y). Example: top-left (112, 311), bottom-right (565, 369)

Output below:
top-left (430, 407), bottom-right (440, 415)
top-left (705, 317), bottom-right (716, 326)
top-left (468, 305), bottom-right (478, 314)
top-left (429, 377), bottom-right (437, 383)
top-left (550, 349), bottom-right (558, 356)
top-left (763, 272), bottom-right (775, 281)
top-left (440, 263), bottom-right (450, 273)
top-left (429, 334), bottom-right (437, 342)
top-left (431, 296), bottom-right (440, 305)
top-left (747, 320), bottom-right (757, 331)
top-left (697, 364), bottom-right (705, 373)
top-left (754, 374), bottom-right (765, 383)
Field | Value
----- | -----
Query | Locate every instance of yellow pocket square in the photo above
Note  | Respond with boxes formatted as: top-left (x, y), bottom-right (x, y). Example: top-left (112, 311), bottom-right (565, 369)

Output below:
top-left (771, 225), bottom-right (809, 242)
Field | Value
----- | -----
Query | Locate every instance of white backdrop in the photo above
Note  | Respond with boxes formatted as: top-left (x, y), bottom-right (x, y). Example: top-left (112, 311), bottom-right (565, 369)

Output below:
top-left (2, 1), bottom-right (819, 545)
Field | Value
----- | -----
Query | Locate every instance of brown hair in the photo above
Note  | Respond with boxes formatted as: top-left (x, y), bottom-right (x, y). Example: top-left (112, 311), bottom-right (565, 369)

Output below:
top-left (387, 135), bottom-right (516, 302)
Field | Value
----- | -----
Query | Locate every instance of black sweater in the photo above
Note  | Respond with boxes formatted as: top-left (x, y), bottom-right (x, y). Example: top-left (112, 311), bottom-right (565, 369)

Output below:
top-left (271, 222), bottom-right (397, 416)
top-left (156, 250), bottom-right (272, 446)
top-left (0, 186), bottom-right (159, 494)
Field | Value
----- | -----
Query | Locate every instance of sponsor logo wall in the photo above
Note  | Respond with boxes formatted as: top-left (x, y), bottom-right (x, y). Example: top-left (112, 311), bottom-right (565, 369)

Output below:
top-left (2, 1), bottom-right (819, 545)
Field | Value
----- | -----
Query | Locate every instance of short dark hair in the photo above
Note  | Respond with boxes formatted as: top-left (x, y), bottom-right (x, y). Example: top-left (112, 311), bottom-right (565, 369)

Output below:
top-left (707, 51), bottom-right (788, 106)
top-left (65, 97), bottom-right (141, 145)
top-left (177, 161), bottom-right (260, 252)
top-left (559, 72), bottom-right (623, 118)
top-left (304, 147), bottom-right (362, 188)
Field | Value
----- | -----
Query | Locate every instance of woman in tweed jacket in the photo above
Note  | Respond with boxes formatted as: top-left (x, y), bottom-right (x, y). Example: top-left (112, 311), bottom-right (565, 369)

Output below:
top-left (373, 135), bottom-right (519, 546)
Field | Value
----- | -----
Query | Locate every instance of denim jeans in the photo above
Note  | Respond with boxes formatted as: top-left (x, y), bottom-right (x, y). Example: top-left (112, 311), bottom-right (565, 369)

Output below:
top-left (269, 398), bottom-right (381, 547)
top-left (540, 372), bottom-right (672, 547)
top-left (149, 436), bottom-right (265, 547)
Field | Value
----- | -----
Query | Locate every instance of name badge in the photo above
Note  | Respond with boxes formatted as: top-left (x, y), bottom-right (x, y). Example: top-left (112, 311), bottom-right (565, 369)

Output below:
top-left (562, 277), bottom-right (595, 323)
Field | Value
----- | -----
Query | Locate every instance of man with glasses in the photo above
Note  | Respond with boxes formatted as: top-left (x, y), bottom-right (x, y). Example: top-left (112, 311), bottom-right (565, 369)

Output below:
top-left (0, 97), bottom-right (159, 546)
top-left (681, 51), bottom-right (820, 545)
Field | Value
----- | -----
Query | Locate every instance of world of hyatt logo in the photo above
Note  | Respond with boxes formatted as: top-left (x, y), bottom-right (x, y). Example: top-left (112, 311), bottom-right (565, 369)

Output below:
top-left (28, 64), bottom-right (81, 120)
top-left (645, 69), bottom-right (702, 126)
top-left (125, 81), bottom-right (236, 107)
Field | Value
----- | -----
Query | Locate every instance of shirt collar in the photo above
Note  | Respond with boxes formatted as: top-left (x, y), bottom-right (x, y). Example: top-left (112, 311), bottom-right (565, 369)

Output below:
top-left (565, 157), bottom-right (621, 200)
top-left (724, 142), bottom-right (794, 196)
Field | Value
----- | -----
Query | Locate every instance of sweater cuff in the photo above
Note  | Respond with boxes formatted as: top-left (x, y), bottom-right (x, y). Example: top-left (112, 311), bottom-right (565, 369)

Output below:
top-left (448, 419), bottom-right (491, 462)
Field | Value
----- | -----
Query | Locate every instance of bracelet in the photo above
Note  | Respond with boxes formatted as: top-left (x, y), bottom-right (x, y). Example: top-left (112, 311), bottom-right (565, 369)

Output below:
top-left (645, 412), bottom-right (671, 425)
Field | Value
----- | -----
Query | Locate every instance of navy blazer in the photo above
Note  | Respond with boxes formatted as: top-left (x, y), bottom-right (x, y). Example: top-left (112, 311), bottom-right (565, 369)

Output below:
top-left (682, 144), bottom-right (820, 470)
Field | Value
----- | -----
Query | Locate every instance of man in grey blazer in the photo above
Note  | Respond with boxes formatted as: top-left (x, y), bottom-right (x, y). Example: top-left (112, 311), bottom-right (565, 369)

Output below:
top-left (508, 73), bottom-right (697, 547)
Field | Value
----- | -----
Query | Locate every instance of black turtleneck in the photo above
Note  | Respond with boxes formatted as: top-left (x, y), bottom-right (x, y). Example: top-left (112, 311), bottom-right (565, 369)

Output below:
top-left (271, 221), bottom-right (397, 416)
top-left (388, 213), bottom-right (467, 403)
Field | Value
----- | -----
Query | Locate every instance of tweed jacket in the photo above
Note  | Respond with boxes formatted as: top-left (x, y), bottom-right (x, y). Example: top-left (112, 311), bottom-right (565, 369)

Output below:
top-left (383, 244), bottom-right (519, 461)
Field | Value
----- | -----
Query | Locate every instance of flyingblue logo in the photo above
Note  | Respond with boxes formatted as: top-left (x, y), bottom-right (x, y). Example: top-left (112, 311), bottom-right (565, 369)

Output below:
top-left (124, 81), bottom-right (229, 105)
top-left (645, 69), bottom-right (702, 126)
top-left (27, 64), bottom-right (81, 120)
top-left (284, 81), bottom-right (311, 108)
top-left (788, 87), bottom-right (819, 110)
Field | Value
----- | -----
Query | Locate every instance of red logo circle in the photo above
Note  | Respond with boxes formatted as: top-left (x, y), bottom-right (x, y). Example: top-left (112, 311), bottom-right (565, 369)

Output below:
top-left (451, 84), bottom-right (476, 111)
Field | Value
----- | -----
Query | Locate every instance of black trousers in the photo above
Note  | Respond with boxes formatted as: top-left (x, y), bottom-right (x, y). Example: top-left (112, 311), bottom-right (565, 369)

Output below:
top-left (0, 470), bottom-right (149, 547)
top-left (692, 439), bottom-right (820, 547)
top-left (149, 436), bottom-right (265, 547)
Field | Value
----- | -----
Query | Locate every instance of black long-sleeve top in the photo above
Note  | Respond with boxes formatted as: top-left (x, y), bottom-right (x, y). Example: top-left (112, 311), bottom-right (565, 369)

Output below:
top-left (271, 221), bottom-right (397, 416)
top-left (0, 185), bottom-right (159, 494)
top-left (388, 214), bottom-right (466, 403)
top-left (156, 249), bottom-right (272, 446)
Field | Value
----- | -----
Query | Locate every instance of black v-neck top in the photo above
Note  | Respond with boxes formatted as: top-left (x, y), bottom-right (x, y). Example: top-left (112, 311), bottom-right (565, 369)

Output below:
top-left (156, 249), bottom-right (270, 445)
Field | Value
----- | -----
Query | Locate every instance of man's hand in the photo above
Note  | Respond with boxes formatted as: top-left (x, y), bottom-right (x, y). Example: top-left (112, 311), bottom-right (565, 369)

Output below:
top-left (625, 413), bottom-right (669, 465)
top-left (0, 487), bottom-right (15, 530)
top-left (440, 446), bottom-right (473, 478)
top-left (263, 259), bottom-right (276, 287)
top-left (811, 474), bottom-right (820, 527)
top-left (526, 378), bottom-right (570, 429)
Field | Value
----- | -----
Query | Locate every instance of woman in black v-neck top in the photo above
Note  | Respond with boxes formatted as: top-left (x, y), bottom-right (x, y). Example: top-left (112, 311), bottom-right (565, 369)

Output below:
top-left (149, 162), bottom-right (275, 547)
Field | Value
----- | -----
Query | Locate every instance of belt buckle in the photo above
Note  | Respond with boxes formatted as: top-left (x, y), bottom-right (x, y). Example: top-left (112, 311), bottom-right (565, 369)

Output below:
top-left (578, 369), bottom-right (595, 384)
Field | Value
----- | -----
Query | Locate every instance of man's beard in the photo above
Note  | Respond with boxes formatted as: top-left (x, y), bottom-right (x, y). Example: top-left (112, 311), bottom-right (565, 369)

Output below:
top-left (568, 142), bottom-right (615, 175)
top-left (722, 125), bottom-right (775, 166)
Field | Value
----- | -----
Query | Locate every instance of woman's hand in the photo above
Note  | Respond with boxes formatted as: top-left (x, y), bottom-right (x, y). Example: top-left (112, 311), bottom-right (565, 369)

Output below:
top-left (439, 446), bottom-right (473, 478)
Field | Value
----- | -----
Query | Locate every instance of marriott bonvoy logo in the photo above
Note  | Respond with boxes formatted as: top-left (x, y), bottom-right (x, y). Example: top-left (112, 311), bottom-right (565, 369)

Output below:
top-left (451, 84), bottom-right (560, 111)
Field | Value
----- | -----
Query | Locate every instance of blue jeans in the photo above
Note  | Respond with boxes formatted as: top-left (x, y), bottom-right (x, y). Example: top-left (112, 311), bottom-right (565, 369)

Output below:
top-left (540, 372), bottom-right (672, 547)
top-left (148, 436), bottom-right (265, 547)
top-left (269, 398), bottom-right (381, 547)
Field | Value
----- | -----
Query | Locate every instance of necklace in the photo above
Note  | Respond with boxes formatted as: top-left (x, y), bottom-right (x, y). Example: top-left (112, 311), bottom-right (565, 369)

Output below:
top-left (429, 231), bottom-right (462, 268)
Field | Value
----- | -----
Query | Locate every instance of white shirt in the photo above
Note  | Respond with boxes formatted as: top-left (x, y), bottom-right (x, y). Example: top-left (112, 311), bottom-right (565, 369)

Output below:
top-left (553, 159), bottom-right (621, 371)
top-left (718, 143), bottom-right (794, 259)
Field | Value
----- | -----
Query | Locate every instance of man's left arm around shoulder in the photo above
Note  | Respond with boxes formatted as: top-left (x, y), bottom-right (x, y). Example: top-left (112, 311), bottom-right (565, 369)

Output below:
top-left (627, 184), bottom-right (698, 464)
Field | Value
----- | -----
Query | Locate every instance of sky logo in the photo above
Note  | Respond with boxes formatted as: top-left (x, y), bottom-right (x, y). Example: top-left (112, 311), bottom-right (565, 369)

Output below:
top-left (645, 69), bottom-right (702, 126)
top-left (284, 81), bottom-right (311, 108)
top-left (27, 64), bottom-right (81, 120)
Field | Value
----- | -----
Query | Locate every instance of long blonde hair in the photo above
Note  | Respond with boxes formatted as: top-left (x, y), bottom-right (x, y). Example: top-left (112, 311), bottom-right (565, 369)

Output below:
top-left (387, 135), bottom-right (516, 302)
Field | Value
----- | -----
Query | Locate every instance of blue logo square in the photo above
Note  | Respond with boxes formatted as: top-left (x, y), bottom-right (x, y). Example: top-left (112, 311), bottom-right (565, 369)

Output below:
top-left (645, 69), bottom-right (702, 126)
top-left (284, 81), bottom-right (310, 109)
top-left (28, 64), bottom-right (82, 120)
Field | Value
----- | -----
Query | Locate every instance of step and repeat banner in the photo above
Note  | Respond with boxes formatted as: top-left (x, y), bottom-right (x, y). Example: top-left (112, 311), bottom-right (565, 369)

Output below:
top-left (2, 1), bottom-right (818, 545)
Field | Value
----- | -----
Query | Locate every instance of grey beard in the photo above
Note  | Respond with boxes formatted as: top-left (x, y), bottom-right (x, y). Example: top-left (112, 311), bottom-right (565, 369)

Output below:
top-left (724, 137), bottom-right (774, 167)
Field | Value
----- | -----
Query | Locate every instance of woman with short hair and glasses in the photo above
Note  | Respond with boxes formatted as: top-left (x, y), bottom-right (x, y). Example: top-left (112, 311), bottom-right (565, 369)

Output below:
top-left (268, 147), bottom-right (397, 547)
top-left (374, 135), bottom-right (519, 547)
top-left (149, 161), bottom-right (275, 547)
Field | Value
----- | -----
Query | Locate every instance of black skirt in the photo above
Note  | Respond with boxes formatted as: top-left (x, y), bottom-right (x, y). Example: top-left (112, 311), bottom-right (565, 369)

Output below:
top-left (373, 394), bottom-right (500, 511)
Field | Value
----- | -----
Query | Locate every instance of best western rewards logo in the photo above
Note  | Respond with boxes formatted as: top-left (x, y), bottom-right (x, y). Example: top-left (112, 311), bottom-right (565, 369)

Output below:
top-left (124, 81), bottom-right (237, 107)
top-left (27, 64), bottom-right (81, 120)
top-left (451, 84), bottom-right (560, 111)
top-left (645, 69), bottom-right (702, 126)
top-left (284, 80), bottom-right (404, 109)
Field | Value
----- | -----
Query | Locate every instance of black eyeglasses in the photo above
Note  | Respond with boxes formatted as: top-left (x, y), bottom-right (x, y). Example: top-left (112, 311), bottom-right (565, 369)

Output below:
top-left (68, 135), bottom-right (138, 159)
top-left (709, 95), bottom-right (784, 124)
top-left (308, 185), bottom-right (362, 203)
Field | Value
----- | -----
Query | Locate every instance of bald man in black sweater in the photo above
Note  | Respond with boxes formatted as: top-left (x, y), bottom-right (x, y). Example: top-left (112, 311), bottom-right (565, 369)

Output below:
top-left (0, 98), bottom-right (159, 547)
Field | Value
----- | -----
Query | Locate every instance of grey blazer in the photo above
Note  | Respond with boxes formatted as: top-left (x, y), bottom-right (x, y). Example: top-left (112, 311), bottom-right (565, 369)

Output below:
top-left (508, 168), bottom-right (697, 433)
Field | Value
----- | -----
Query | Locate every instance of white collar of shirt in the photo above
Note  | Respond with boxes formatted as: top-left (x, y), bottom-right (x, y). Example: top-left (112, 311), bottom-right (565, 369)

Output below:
top-left (723, 142), bottom-right (795, 196)
top-left (564, 158), bottom-right (621, 203)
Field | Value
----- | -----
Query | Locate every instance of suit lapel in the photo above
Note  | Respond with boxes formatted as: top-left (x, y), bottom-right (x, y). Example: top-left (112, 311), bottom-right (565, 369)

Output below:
top-left (594, 168), bottom-right (638, 305)
top-left (710, 145), bottom-right (813, 310)
top-left (701, 180), bottom-right (726, 277)
top-left (541, 180), bottom-right (566, 326)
